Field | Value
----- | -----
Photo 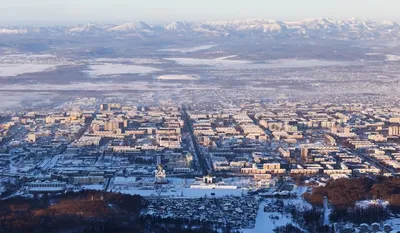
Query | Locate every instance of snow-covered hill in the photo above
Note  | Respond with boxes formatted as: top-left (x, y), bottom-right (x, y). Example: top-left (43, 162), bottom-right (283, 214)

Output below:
top-left (1, 18), bottom-right (399, 40)
top-left (108, 21), bottom-right (152, 32)
top-left (164, 21), bottom-right (190, 32)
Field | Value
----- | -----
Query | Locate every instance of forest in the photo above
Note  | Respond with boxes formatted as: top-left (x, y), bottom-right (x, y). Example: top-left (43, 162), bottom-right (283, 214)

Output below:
top-left (0, 190), bottom-right (231, 233)
top-left (303, 176), bottom-right (400, 224)
top-left (303, 176), bottom-right (400, 210)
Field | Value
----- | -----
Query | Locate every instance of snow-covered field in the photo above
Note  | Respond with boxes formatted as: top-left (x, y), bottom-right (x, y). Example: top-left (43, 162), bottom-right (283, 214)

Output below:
top-left (159, 45), bottom-right (216, 53)
top-left (242, 186), bottom-right (311, 233)
top-left (94, 58), bottom-right (164, 64)
top-left (85, 63), bottom-right (162, 77)
top-left (2, 54), bottom-right (56, 59)
top-left (385, 218), bottom-right (400, 231)
top-left (156, 74), bottom-right (200, 80)
top-left (242, 201), bottom-right (293, 233)
top-left (165, 57), bottom-right (250, 67)
top-left (0, 64), bottom-right (57, 76)
top-left (166, 57), bottom-right (355, 69)
top-left (260, 59), bottom-right (354, 69)
top-left (0, 82), bottom-right (202, 92)
top-left (386, 54), bottom-right (400, 61)
top-left (0, 92), bottom-right (55, 109)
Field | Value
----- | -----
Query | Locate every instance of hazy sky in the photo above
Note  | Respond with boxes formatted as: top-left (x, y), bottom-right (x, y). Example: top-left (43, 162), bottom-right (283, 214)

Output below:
top-left (1, 0), bottom-right (399, 24)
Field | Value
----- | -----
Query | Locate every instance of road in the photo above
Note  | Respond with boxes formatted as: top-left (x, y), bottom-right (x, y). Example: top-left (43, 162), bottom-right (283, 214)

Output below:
top-left (353, 150), bottom-right (393, 174)
top-left (182, 105), bottom-right (209, 175)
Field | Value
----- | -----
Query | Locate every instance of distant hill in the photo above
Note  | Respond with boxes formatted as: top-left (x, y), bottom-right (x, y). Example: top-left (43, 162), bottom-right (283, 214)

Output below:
top-left (1, 18), bottom-right (400, 40)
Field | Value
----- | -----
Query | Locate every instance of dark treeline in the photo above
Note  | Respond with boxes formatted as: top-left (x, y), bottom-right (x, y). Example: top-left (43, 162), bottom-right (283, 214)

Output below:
top-left (330, 206), bottom-right (389, 224)
top-left (0, 190), bottom-right (235, 233)
top-left (273, 224), bottom-right (304, 233)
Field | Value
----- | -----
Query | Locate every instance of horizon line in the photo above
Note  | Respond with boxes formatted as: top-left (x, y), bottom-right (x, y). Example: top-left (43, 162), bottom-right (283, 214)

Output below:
top-left (0, 16), bottom-right (399, 27)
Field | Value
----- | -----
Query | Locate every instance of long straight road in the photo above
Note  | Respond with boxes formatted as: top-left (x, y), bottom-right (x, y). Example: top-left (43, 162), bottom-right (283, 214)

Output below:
top-left (182, 106), bottom-right (209, 175)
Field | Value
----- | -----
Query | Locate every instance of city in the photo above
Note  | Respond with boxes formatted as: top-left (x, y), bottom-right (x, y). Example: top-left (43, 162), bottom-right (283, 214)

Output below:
top-left (0, 98), bottom-right (399, 232)
top-left (1, 0), bottom-right (400, 232)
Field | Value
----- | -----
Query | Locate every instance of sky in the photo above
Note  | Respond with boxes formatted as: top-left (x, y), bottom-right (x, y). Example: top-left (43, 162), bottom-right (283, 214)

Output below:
top-left (0, 0), bottom-right (399, 25)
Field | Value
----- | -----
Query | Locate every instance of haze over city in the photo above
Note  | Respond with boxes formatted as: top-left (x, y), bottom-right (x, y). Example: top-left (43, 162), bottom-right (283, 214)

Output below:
top-left (0, 1), bottom-right (400, 233)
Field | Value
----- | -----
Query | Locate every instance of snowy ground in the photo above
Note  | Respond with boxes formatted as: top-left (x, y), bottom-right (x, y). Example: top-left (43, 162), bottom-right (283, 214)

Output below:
top-left (165, 57), bottom-right (250, 67)
top-left (156, 74), bottom-right (200, 80)
top-left (356, 199), bottom-right (389, 209)
top-left (85, 63), bottom-right (162, 77)
top-left (0, 82), bottom-right (181, 91)
top-left (165, 57), bottom-right (356, 69)
top-left (94, 58), bottom-right (164, 64)
top-left (385, 218), bottom-right (400, 231)
top-left (241, 186), bottom-right (311, 233)
top-left (0, 64), bottom-right (57, 76)
top-left (0, 92), bottom-right (56, 110)
top-left (241, 201), bottom-right (293, 233)
top-left (2, 54), bottom-right (57, 59)
top-left (386, 54), bottom-right (400, 61)
top-left (159, 45), bottom-right (216, 53)
top-left (82, 184), bottom-right (104, 191)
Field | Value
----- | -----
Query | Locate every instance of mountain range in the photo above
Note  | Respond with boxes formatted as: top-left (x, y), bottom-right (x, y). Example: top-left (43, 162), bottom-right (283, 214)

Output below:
top-left (1, 18), bottom-right (399, 40)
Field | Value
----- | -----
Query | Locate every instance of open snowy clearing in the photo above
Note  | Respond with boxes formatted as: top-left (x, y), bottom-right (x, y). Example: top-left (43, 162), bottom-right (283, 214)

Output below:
top-left (2, 53), bottom-right (57, 59)
top-left (94, 58), bottom-right (164, 64)
top-left (386, 54), bottom-right (400, 61)
top-left (166, 58), bottom-right (356, 69)
top-left (159, 45), bottom-right (216, 53)
top-left (85, 63), bottom-right (162, 77)
top-left (0, 64), bottom-right (57, 76)
top-left (0, 92), bottom-right (55, 109)
top-left (156, 74), bottom-right (200, 80)
top-left (242, 201), bottom-right (293, 233)
top-left (165, 57), bottom-right (250, 67)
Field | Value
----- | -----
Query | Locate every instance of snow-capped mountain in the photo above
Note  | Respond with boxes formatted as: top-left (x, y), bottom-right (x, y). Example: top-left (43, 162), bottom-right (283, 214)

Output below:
top-left (68, 23), bottom-right (107, 34)
top-left (164, 21), bottom-right (190, 32)
top-left (0, 18), bottom-right (399, 40)
top-left (204, 19), bottom-right (285, 32)
top-left (0, 28), bottom-right (29, 35)
top-left (108, 21), bottom-right (152, 32)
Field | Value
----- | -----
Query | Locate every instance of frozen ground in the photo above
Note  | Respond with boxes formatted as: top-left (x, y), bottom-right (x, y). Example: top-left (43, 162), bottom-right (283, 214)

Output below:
top-left (386, 54), bottom-right (400, 61)
top-left (94, 58), bottom-right (164, 64)
top-left (82, 184), bottom-right (104, 191)
top-left (242, 186), bottom-right (311, 233)
top-left (85, 63), bottom-right (162, 77)
top-left (241, 201), bottom-right (293, 233)
top-left (385, 218), bottom-right (400, 231)
top-left (0, 82), bottom-right (174, 91)
top-left (2, 54), bottom-right (56, 59)
top-left (166, 57), bottom-right (357, 69)
top-left (156, 74), bottom-right (200, 80)
top-left (0, 92), bottom-right (56, 109)
top-left (159, 45), bottom-right (216, 53)
top-left (165, 57), bottom-right (250, 67)
top-left (0, 64), bottom-right (57, 76)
